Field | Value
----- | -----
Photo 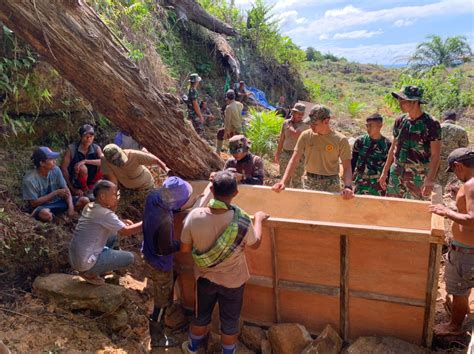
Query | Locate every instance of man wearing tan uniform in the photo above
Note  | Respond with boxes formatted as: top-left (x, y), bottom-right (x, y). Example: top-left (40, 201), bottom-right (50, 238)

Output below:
top-left (216, 90), bottom-right (244, 154)
top-left (274, 103), bottom-right (309, 188)
top-left (272, 105), bottom-right (354, 199)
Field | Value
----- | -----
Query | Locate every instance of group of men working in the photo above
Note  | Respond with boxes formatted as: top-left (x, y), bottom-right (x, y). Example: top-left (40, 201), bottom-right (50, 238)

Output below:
top-left (20, 82), bottom-right (473, 349)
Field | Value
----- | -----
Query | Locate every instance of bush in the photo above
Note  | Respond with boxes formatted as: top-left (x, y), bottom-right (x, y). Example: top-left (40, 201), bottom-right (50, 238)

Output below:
top-left (246, 108), bottom-right (284, 157)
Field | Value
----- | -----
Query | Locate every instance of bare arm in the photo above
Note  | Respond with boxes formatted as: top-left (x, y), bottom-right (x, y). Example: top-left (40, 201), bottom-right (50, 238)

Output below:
top-left (274, 126), bottom-right (285, 163)
top-left (249, 212), bottom-right (270, 250)
top-left (192, 100), bottom-right (204, 123)
top-left (379, 138), bottom-right (396, 190)
top-left (118, 221), bottom-right (143, 237)
top-left (180, 242), bottom-right (192, 253)
top-left (60, 149), bottom-right (75, 190)
top-left (103, 172), bottom-right (118, 186)
top-left (426, 140), bottom-right (441, 182)
top-left (82, 146), bottom-right (103, 167)
top-left (29, 190), bottom-right (61, 208)
top-left (430, 182), bottom-right (474, 227)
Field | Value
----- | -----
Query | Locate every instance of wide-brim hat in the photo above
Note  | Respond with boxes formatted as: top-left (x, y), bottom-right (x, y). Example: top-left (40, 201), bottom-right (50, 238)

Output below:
top-left (391, 85), bottom-right (427, 104)
top-left (189, 73), bottom-right (202, 83)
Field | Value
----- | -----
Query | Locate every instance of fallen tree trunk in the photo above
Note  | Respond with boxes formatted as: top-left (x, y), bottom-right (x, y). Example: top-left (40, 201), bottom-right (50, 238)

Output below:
top-left (160, 0), bottom-right (238, 36)
top-left (0, 0), bottom-right (223, 179)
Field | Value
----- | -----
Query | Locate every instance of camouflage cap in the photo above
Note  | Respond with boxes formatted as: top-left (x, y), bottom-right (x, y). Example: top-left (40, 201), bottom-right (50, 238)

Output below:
top-left (188, 73), bottom-right (202, 83)
top-left (303, 104), bottom-right (331, 124)
top-left (446, 147), bottom-right (474, 172)
top-left (103, 144), bottom-right (128, 167)
top-left (391, 85), bottom-right (427, 104)
top-left (291, 102), bottom-right (306, 113)
top-left (228, 135), bottom-right (250, 154)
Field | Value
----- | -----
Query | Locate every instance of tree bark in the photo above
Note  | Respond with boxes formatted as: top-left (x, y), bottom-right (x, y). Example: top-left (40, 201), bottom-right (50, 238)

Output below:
top-left (160, 0), bottom-right (238, 37)
top-left (0, 0), bottom-right (223, 179)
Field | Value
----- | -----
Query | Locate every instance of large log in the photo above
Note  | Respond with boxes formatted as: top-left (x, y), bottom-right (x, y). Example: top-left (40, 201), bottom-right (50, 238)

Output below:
top-left (0, 0), bottom-right (223, 179)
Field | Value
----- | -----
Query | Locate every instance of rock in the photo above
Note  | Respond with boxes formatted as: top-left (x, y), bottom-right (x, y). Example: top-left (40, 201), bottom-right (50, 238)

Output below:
top-left (240, 325), bottom-right (266, 352)
top-left (261, 339), bottom-right (272, 354)
top-left (267, 323), bottom-right (312, 354)
top-left (33, 273), bottom-right (125, 313)
top-left (102, 308), bottom-right (128, 331)
top-left (346, 337), bottom-right (426, 354)
top-left (302, 325), bottom-right (342, 354)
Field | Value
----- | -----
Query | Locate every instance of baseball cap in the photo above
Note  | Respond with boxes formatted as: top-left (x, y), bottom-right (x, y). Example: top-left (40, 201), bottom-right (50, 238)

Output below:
top-left (79, 124), bottom-right (95, 136)
top-left (226, 89), bottom-right (236, 100)
top-left (229, 135), bottom-right (250, 154)
top-left (189, 73), bottom-right (202, 83)
top-left (366, 113), bottom-right (383, 122)
top-left (291, 103), bottom-right (306, 113)
top-left (446, 147), bottom-right (474, 172)
top-left (103, 144), bottom-right (128, 166)
top-left (32, 147), bottom-right (60, 166)
top-left (303, 104), bottom-right (331, 124)
top-left (160, 177), bottom-right (193, 211)
top-left (391, 85), bottom-right (427, 104)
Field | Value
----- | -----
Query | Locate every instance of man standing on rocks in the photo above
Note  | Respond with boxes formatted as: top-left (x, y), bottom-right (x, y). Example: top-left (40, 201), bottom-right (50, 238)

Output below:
top-left (351, 113), bottom-right (391, 196)
top-left (436, 111), bottom-right (469, 192)
top-left (180, 171), bottom-right (269, 354)
top-left (223, 135), bottom-right (264, 185)
top-left (430, 147), bottom-right (474, 336)
top-left (23, 146), bottom-right (89, 222)
top-left (69, 180), bottom-right (142, 285)
top-left (274, 102), bottom-right (309, 189)
top-left (272, 104), bottom-right (354, 199)
top-left (379, 86), bottom-right (441, 200)
top-left (186, 73), bottom-right (205, 136)
top-left (216, 90), bottom-right (244, 154)
top-left (142, 177), bottom-right (195, 348)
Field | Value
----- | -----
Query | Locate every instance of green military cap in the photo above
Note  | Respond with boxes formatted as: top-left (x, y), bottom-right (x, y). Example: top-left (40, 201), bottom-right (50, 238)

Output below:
top-left (303, 104), bottom-right (331, 124)
top-left (391, 85), bottom-right (427, 104)
top-left (103, 144), bottom-right (128, 167)
top-left (228, 135), bottom-right (250, 154)
top-left (291, 103), bottom-right (306, 113)
top-left (189, 73), bottom-right (202, 83)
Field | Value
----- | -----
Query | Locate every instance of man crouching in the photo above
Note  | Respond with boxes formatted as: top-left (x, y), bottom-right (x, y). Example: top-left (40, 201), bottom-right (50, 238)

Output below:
top-left (180, 171), bottom-right (269, 354)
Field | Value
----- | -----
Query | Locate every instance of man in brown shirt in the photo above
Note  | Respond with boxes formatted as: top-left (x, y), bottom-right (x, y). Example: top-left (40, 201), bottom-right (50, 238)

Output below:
top-left (430, 148), bottom-right (474, 336)
top-left (274, 103), bottom-right (309, 188)
top-left (216, 90), bottom-right (244, 154)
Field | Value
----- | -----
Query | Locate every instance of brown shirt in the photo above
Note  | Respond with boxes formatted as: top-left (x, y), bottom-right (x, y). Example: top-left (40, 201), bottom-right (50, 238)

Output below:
top-left (181, 207), bottom-right (258, 288)
top-left (101, 150), bottom-right (155, 190)
top-left (295, 129), bottom-right (351, 175)
top-left (282, 119), bottom-right (310, 151)
top-left (224, 100), bottom-right (244, 134)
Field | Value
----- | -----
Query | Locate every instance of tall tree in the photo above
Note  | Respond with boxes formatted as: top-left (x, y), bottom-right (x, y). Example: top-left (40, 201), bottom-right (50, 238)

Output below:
top-left (409, 35), bottom-right (472, 71)
top-left (0, 0), bottom-right (223, 180)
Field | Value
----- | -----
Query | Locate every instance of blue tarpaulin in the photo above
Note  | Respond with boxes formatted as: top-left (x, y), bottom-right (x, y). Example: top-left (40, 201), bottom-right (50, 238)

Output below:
top-left (246, 86), bottom-right (276, 110)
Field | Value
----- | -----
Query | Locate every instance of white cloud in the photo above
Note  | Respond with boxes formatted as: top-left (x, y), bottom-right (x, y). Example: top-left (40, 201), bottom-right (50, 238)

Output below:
top-left (273, 0), bottom-right (345, 12)
top-left (319, 34), bottom-right (329, 40)
top-left (287, 0), bottom-right (473, 37)
top-left (393, 19), bottom-right (415, 27)
top-left (275, 10), bottom-right (308, 28)
top-left (333, 29), bottom-right (384, 39)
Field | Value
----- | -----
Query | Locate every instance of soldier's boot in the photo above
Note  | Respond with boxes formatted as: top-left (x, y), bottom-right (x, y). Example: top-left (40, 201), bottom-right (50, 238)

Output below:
top-left (149, 319), bottom-right (178, 348)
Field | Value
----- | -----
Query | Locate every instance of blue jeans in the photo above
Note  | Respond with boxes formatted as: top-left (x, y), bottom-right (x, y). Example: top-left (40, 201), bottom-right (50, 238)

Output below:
top-left (85, 236), bottom-right (135, 275)
top-left (32, 197), bottom-right (80, 220)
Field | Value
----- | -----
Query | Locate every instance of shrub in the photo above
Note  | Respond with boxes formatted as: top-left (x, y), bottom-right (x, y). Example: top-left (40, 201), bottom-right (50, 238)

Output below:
top-left (246, 108), bottom-right (285, 157)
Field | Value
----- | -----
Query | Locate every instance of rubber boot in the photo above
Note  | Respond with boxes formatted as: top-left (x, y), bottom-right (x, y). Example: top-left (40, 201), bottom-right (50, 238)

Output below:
top-left (216, 139), bottom-right (223, 154)
top-left (149, 319), bottom-right (178, 348)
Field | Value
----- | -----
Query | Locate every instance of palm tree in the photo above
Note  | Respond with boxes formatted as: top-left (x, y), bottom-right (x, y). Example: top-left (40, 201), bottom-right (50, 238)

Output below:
top-left (409, 35), bottom-right (472, 71)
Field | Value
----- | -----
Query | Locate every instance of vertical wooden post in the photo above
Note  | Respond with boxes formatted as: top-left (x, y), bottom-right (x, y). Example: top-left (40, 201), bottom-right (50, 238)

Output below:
top-left (340, 234), bottom-right (349, 341)
top-left (423, 243), bottom-right (442, 347)
top-left (270, 227), bottom-right (281, 323)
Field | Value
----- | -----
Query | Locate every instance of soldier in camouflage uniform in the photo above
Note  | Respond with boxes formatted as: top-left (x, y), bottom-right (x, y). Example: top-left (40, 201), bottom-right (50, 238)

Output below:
top-left (186, 73), bottom-right (205, 136)
top-left (274, 103), bottom-right (309, 189)
top-left (379, 86), bottom-right (441, 200)
top-left (272, 105), bottom-right (354, 199)
top-left (436, 111), bottom-right (470, 190)
top-left (352, 113), bottom-right (391, 196)
top-left (224, 135), bottom-right (264, 185)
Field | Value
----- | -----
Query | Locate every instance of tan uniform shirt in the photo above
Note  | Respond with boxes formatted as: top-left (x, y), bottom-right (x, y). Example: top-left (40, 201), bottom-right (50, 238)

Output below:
top-left (295, 129), bottom-right (351, 175)
top-left (101, 150), bottom-right (155, 190)
top-left (181, 207), bottom-right (258, 288)
top-left (282, 119), bottom-right (310, 151)
top-left (224, 100), bottom-right (244, 134)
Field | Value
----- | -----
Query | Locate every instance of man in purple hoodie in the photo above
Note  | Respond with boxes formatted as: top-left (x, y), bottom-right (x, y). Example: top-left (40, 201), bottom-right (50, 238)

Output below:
top-left (141, 177), bottom-right (195, 348)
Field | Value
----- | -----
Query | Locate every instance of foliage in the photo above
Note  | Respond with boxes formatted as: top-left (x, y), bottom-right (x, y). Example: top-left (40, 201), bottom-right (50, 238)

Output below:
top-left (409, 35), bottom-right (472, 72)
top-left (346, 99), bottom-right (367, 118)
top-left (305, 47), bottom-right (324, 62)
top-left (385, 65), bottom-right (474, 115)
top-left (246, 108), bottom-right (284, 157)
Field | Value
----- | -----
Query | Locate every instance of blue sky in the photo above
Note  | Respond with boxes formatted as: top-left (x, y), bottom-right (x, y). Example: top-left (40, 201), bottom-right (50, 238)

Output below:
top-left (234, 0), bottom-right (474, 64)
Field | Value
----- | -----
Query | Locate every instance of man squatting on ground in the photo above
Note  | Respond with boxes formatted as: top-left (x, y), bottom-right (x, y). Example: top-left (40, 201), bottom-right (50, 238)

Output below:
top-left (23, 147), bottom-right (89, 222)
top-left (180, 171), bottom-right (270, 354)
top-left (430, 148), bottom-right (474, 336)
top-left (224, 135), bottom-right (264, 185)
top-left (274, 102), bottom-right (309, 189)
top-left (351, 113), bottom-right (391, 196)
top-left (379, 85), bottom-right (441, 200)
top-left (142, 177), bottom-right (197, 348)
top-left (69, 180), bottom-right (142, 285)
top-left (272, 104), bottom-right (354, 199)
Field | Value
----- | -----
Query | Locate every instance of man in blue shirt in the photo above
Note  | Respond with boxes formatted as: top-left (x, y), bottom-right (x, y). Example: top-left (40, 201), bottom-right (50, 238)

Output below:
top-left (22, 146), bottom-right (89, 222)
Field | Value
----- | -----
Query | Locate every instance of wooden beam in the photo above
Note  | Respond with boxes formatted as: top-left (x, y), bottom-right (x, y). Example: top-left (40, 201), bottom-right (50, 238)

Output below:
top-left (270, 228), bottom-right (281, 323)
top-left (423, 243), bottom-right (442, 347)
top-left (349, 290), bottom-right (426, 307)
top-left (340, 234), bottom-right (349, 341)
top-left (278, 280), bottom-right (340, 297)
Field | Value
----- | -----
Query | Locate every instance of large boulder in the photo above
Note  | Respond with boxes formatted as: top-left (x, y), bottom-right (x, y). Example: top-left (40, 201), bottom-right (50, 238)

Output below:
top-left (302, 325), bottom-right (342, 354)
top-left (346, 337), bottom-right (426, 354)
top-left (240, 325), bottom-right (266, 352)
top-left (267, 323), bottom-right (312, 354)
top-left (33, 273), bottom-right (125, 313)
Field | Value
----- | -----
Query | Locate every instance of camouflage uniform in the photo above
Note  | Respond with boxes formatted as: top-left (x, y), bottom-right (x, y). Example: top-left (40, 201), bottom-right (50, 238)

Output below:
top-left (387, 113), bottom-right (441, 200)
top-left (352, 134), bottom-right (391, 196)
top-left (279, 150), bottom-right (304, 189)
top-left (224, 153), bottom-right (264, 185)
top-left (436, 121), bottom-right (469, 188)
top-left (303, 173), bottom-right (341, 192)
top-left (187, 87), bottom-right (203, 135)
